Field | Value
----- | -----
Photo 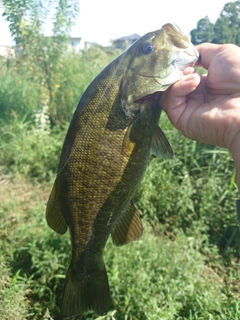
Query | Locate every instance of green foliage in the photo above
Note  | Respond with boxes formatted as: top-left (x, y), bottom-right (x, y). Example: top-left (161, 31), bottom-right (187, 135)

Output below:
top-left (0, 47), bottom-right (118, 125)
top-left (1, 0), bottom-right (79, 125)
top-left (49, 47), bottom-right (119, 124)
top-left (0, 117), bottom-right (67, 181)
top-left (0, 67), bottom-right (40, 122)
top-left (1, 181), bottom-right (239, 319)
top-left (190, 16), bottom-right (214, 45)
top-left (213, 1), bottom-right (240, 44)
top-left (1, 0), bottom-right (79, 43)
top-left (135, 115), bottom-right (240, 255)
top-left (190, 1), bottom-right (240, 45)
top-left (104, 228), bottom-right (227, 320)
top-left (0, 180), bottom-right (69, 319)
top-left (0, 257), bottom-right (29, 319)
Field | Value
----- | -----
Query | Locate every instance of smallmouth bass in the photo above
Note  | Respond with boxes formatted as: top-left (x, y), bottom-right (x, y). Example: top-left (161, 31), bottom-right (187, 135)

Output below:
top-left (46, 23), bottom-right (198, 318)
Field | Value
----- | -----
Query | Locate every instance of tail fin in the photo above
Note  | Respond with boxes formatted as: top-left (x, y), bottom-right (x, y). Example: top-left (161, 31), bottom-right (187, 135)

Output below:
top-left (61, 259), bottom-right (111, 319)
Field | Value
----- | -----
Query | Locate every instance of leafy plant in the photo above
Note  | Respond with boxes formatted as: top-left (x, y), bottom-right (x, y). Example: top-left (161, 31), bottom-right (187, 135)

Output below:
top-left (0, 257), bottom-right (29, 320)
top-left (1, 0), bottom-right (79, 125)
top-left (135, 114), bottom-right (239, 255)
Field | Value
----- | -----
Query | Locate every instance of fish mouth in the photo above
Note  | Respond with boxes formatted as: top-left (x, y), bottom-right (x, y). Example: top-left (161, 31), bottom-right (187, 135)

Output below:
top-left (172, 46), bottom-right (199, 71)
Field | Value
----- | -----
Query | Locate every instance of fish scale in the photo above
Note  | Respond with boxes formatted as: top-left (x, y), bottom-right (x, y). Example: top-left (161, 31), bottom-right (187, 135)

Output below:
top-left (46, 23), bottom-right (199, 318)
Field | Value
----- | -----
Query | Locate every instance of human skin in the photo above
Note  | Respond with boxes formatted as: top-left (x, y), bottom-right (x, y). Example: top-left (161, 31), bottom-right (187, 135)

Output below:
top-left (161, 43), bottom-right (240, 191)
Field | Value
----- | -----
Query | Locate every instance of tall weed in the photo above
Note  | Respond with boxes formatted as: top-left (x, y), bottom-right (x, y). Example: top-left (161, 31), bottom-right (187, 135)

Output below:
top-left (0, 66), bottom-right (40, 123)
top-left (0, 117), bottom-right (66, 181)
top-left (135, 114), bottom-right (239, 255)
top-left (0, 257), bottom-right (29, 320)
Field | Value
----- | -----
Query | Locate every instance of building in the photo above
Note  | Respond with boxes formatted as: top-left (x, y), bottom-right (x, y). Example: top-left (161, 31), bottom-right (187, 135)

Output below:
top-left (0, 45), bottom-right (15, 57)
top-left (57, 37), bottom-right (96, 52)
top-left (111, 34), bottom-right (140, 50)
top-left (68, 37), bottom-right (84, 51)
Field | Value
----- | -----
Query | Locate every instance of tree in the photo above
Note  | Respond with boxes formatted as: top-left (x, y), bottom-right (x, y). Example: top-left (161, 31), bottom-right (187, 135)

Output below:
top-left (213, 1), bottom-right (240, 44)
top-left (190, 16), bottom-right (214, 45)
top-left (213, 16), bottom-right (234, 44)
top-left (190, 1), bottom-right (240, 45)
top-left (0, 0), bottom-right (79, 124)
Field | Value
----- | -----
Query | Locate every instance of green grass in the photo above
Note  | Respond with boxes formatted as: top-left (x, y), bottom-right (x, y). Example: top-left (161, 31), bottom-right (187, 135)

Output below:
top-left (0, 256), bottom-right (29, 320)
top-left (0, 176), bottom-right (239, 319)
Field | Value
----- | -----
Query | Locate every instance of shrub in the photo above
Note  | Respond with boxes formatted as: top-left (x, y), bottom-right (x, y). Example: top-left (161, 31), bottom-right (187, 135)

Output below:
top-left (135, 114), bottom-right (240, 255)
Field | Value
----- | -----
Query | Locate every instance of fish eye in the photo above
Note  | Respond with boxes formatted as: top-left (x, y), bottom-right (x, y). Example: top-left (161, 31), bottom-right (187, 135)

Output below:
top-left (141, 43), bottom-right (154, 54)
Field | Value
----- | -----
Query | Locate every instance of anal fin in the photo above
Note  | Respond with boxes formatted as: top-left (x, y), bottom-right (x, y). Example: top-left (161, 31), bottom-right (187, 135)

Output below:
top-left (111, 202), bottom-right (143, 246)
top-left (45, 182), bottom-right (68, 234)
top-left (151, 126), bottom-right (174, 159)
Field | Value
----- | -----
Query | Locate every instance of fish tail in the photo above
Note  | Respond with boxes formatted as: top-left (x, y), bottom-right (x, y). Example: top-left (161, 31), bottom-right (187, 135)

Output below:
top-left (61, 258), bottom-right (111, 318)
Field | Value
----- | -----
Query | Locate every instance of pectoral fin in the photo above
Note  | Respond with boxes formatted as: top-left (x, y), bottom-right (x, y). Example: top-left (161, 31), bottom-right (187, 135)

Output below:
top-left (151, 126), bottom-right (174, 159)
top-left (46, 183), bottom-right (68, 234)
top-left (111, 202), bottom-right (143, 246)
top-left (121, 123), bottom-right (135, 157)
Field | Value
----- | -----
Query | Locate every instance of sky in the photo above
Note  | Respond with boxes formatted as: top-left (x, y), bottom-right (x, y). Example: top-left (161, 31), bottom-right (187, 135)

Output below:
top-left (0, 0), bottom-right (230, 46)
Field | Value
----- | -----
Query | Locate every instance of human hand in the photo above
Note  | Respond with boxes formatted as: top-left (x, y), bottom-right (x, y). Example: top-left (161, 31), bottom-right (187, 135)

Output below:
top-left (161, 43), bottom-right (240, 157)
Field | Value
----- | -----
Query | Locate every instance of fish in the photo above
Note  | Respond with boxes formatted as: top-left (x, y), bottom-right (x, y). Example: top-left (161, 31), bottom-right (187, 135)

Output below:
top-left (46, 23), bottom-right (199, 319)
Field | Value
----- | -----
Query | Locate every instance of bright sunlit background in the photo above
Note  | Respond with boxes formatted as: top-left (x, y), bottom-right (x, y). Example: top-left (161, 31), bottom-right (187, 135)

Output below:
top-left (0, 0), bottom-right (230, 46)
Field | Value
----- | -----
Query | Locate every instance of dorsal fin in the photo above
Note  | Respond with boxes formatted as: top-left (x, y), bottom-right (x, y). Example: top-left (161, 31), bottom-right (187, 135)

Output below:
top-left (111, 202), bottom-right (143, 246)
top-left (151, 126), bottom-right (174, 159)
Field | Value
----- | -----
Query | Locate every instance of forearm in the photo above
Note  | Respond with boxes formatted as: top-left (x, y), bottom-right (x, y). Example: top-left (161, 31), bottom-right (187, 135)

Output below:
top-left (230, 143), bottom-right (240, 194)
top-left (233, 159), bottom-right (240, 194)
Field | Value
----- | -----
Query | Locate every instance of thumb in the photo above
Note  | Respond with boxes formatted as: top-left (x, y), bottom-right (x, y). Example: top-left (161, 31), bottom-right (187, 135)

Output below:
top-left (161, 72), bottom-right (200, 113)
top-left (195, 43), bottom-right (221, 70)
